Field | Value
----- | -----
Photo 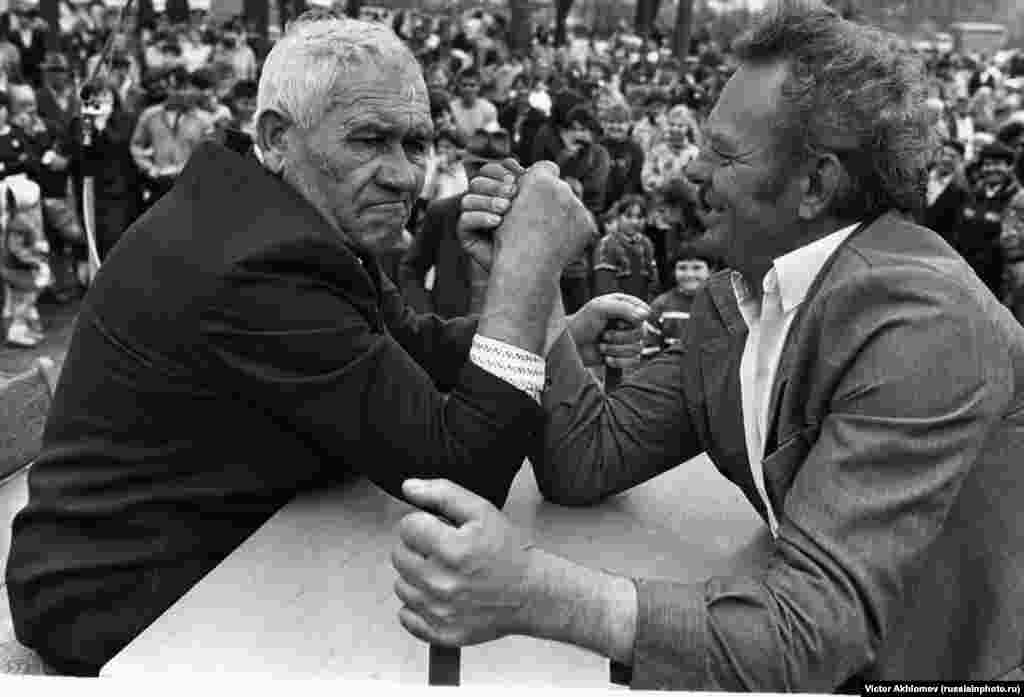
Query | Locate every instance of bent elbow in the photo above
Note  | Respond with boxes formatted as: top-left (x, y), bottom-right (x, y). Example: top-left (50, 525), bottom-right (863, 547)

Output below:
top-left (532, 450), bottom-right (614, 507)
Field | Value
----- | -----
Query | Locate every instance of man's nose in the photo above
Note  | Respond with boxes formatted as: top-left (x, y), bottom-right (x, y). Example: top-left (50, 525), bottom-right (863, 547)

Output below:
top-left (378, 145), bottom-right (421, 194)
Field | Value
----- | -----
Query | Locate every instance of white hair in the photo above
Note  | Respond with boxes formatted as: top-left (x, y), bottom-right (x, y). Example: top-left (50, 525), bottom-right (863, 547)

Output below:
top-left (256, 12), bottom-right (418, 131)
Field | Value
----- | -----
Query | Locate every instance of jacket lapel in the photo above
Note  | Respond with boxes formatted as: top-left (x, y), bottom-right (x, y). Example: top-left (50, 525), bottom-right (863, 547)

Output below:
top-left (762, 216), bottom-right (882, 452)
top-left (698, 273), bottom-right (768, 510)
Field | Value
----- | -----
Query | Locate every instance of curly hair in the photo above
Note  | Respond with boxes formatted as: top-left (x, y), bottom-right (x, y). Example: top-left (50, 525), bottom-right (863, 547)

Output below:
top-left (733, 0), bottom-right (935, 220)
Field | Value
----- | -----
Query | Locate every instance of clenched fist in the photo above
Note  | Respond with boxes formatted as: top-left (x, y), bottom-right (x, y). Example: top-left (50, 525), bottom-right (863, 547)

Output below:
top-left (490, 161), bottom-right (597, 280)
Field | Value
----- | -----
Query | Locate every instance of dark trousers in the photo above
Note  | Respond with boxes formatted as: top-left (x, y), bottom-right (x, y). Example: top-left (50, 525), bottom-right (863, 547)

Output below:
top-left (96, 196), bottom-right (143, 261)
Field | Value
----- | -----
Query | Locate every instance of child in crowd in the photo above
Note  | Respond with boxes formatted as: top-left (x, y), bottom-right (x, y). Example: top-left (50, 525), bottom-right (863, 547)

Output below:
top-left (642, 103), bottom-right (700, 196)
top-left (599, 102), bottom-right (645, 212)
top-left (2, 173), bottom-right (50, 347)
top-left (644, 241), bottom-right (719, 356)
top-left (593, 194), bottom-right (660, 302)
top-left (0, 88), bottom-right (50, 346)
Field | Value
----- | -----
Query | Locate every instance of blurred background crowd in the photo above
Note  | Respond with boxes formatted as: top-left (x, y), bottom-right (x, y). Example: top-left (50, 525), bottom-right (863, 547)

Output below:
top-left (0, 0), bottom-right (1023, 354)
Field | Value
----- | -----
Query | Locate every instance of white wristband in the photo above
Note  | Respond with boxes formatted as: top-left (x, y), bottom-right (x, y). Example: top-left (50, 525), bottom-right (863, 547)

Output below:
top-left (469, 334), bottom-right (547, 404)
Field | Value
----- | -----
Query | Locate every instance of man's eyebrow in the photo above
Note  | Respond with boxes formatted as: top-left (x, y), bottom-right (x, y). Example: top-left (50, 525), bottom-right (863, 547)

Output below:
top-left (347, 120), bottom-right (432, 139)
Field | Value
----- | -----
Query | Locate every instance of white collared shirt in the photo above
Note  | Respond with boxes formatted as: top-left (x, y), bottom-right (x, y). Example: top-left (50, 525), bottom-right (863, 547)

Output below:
top-left (732, 222), bottom-right (860, 536)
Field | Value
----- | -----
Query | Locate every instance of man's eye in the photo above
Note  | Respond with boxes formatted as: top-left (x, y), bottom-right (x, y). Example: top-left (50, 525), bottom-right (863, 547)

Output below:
top-left (404, 139), bottom-right (428, 156)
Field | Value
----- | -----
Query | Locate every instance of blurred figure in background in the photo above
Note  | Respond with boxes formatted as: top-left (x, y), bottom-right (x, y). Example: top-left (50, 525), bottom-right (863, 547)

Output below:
top-left (419, 128), bottom-right (467, 205)
top-left (35, 52), bottom-right (78, 142)
top-left (10, 81), bottom-right (84, 302)
top-left (2, 171), bottom-right (50, 347)
top-left (556, 103), bottom-right (609, 313)
top-left (642, 104), bottom-right (700, 197)
top-left (222, 78), bottom-right (257, 139)
top-left (922, 139), bottom-right (969, 248)
top-left (4, 3), bottom-right (47, 88)
top-left (599, 102), bottom-right (645, 213)
top-left (593, 194), bottom-right (659, 302)
top-left (73, 81), bottom-right (142, 261)
top-left (131, 85), bottom-right (213, 210)
top-left (643, 240), bottom-right (718, 356)
top-left (1001, 163), bottom-right (1024, 325)
top-left (449, 67), bottom-right (498, 143)
top-left (210, 19), bottom-right (257, 93)
top-left (956, 141), bottom-right (1019, 298)
top-left (400, 131), bottom-right (513, 320)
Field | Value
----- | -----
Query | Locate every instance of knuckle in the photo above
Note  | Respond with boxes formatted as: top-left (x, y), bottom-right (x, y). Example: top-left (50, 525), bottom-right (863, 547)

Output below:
top-left (431, 577), bottom-right (458, 601)
top-left (430, 603), bottom-right (455, 621)
top-left (444, 544), bottom-right (469, 568)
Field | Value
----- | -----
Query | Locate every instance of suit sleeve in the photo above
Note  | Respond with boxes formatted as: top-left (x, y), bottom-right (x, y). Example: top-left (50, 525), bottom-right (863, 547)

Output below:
top-left (531, 329), bottom-right (703, 506)
top-left (197, 240), bottom-right (538, 508)
top-left (627, 267), bottom-right (1014, 691)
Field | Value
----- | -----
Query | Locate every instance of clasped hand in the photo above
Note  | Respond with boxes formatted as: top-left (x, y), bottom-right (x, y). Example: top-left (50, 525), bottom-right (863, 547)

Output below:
top-left (458, 159), bottom-right (651, 370)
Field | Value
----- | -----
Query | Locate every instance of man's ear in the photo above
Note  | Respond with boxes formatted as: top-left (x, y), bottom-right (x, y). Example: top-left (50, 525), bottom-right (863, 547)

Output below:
top-left (798, 151), bottom-right (844, 221)
top-left (256, 109), bottom-right (292, 174)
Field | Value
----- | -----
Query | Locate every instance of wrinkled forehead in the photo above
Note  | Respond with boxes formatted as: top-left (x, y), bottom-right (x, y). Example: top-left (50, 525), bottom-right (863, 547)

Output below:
top-left (327, 60), bottom-right (430, 123)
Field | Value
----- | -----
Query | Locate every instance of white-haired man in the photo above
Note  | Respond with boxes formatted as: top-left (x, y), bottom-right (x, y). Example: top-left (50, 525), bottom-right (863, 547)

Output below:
top-left (5, 10), bottom-right (646, 675)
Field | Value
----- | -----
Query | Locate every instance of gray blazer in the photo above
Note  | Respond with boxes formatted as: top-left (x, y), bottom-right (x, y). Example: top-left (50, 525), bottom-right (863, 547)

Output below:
top-left (535, 211), bottom-right (1024, 690)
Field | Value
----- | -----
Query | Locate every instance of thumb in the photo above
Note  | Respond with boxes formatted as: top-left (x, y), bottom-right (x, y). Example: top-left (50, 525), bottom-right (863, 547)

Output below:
top-left (500, 157), bottom-right (526, 177)
top-left (402, 478), bottom-right (491, 526)
top-left (528, 160), bottom-right (560, 180)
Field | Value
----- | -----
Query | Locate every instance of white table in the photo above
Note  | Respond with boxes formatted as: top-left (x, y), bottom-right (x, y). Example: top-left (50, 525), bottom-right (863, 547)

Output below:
top-left (102, 454), bottom-right (772, 686)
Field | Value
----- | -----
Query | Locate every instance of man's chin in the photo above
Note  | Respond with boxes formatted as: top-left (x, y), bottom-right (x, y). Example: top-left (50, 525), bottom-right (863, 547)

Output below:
top-left (355, 217), bottom-right (407, 253)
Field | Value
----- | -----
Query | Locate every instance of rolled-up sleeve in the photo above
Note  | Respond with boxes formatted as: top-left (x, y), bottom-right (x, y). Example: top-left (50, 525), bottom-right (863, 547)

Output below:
top-left (628, 268), bottom-right (1013, 691)
top-left (198, 243), bottom-right (542, 508)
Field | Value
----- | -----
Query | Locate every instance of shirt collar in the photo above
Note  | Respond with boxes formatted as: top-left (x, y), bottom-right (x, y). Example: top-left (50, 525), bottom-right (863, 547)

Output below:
top-left (730, 222), bottom-right (861, 317)
top-left (730, 270), bottom-right (758, 327)
top-left (772, 222), bottom-right (861, 314)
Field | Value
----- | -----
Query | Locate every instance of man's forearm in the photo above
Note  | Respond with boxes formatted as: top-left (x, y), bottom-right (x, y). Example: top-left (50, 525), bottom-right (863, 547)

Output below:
top-left (478, 265), bottom-right (560, 356)
top-left (545, 293), bottom-right (568, 356)
top-left (518, 547), bottom-right (637, 665)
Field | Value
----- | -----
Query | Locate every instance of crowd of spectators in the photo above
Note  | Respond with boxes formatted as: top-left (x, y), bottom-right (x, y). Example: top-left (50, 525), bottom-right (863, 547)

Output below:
top-left (920, 49), bottom-right (1024, 324)
top-left (1, 1), bottom-right (1023, 351)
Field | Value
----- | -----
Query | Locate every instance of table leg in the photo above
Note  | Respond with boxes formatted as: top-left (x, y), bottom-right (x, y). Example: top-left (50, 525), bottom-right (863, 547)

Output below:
top-left (429, 645), bottom-right (460, 685)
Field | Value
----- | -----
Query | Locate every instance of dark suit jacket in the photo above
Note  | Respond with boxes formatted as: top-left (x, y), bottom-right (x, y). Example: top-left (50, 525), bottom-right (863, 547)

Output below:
top-left (36, 86), bottom-right (80, 142)
top-left (6, 27), bottom-right (45, 86)
top-left (5, 140), bottom-right (542, 675)
top-left (399, 194), bottom-right (474, 320)
top-left (535, 212), bottom-right (1024, 689)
